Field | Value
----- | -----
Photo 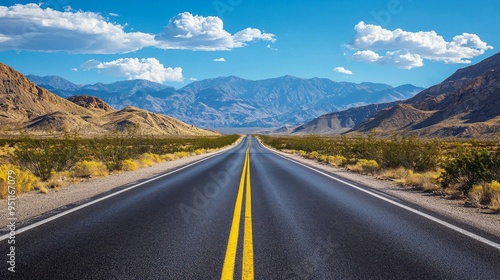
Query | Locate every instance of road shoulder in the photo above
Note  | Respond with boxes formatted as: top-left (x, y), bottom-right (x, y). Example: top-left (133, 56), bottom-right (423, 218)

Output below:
top-left (260, 142), bottom-right (500, 238)
top-left (0, 138), bottom-right (243, 224)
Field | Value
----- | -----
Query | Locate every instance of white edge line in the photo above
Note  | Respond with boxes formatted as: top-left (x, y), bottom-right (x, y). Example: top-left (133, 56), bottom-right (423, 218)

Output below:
top-left (0, 140), bottom-right (244, 241)
top-left (257, 139), bottom-right (500, 251)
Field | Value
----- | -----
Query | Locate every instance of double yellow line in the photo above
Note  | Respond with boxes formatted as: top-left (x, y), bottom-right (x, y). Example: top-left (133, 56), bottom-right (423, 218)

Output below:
top-left (221, 138), bottom-right (254, 280)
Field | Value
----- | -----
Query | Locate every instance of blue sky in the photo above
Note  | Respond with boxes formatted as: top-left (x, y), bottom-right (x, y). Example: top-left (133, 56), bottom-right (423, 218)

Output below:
top-left (0, 0), bottom-right (498, 88)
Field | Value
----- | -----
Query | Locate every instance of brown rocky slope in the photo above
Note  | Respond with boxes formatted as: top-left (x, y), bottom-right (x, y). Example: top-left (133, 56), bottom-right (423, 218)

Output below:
top-left (354, 52), bottom-right (500, 137)
top-left (0, 63), bottom-right (217, 136)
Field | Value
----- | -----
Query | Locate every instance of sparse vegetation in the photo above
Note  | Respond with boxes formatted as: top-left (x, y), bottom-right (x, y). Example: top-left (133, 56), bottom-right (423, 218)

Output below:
top-left (0, 164), bottom-right (40, 199)
top-left (0, 132), bottom-right (240, 197)
top-left (72, 161), bottom-right (108, 178)
top-left (259, 134), bottom-right (500, 210)
top-left (440, 148), bottom-right (500, 194)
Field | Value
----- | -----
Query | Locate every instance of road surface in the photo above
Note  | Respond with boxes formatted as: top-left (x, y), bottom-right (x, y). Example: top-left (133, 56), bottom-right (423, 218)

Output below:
top-left (1, 136), bottom-right (499, 279)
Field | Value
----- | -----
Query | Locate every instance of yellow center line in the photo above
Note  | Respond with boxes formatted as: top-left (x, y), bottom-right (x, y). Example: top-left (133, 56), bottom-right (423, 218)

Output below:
top-left (242, 139), bottom-right (254, 279)
top-left (221, 138), bottom-right (254, 280)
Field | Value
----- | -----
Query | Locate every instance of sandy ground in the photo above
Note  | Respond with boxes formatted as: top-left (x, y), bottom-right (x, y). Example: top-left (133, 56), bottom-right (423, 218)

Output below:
top-left (0, 138), bottom-right (243, 224)
top-left (3, 136), bottom-right (499, 238)
top-left (263, 146), bottom-right (500, 237)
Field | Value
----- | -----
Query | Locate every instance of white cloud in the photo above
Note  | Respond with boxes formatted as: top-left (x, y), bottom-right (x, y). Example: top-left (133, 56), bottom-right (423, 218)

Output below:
top-left (71, 68), bottom-right (78, 72)
top-left (0, 4), bottom-right (154, 54)
top-left (352, 50), bottom-right (380, 63)
top-left (155, 12), bottom-right (276, 51)
top-left (333, 66), bottom-right (353, 75)
top-left (189, 77), bottom-right (198, 81)
top-left (349, 21), bottom-right (493, 69)
top-left (213, 57), bottom-right (226, 62)
top-left (267, 44), bottom-right (278, 51)
top-left (0, 5), bottom-right (275, 53)
top-left (81, 58), bottom-right (183, 83)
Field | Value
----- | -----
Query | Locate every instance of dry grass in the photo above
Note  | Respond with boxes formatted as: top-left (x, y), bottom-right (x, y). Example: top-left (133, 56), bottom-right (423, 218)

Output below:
top-left (0, 164), bottom-right (40, 198)
top-left (347, 159), bottom-right (380, 175)
top-left (72, 161), bottom-right (108, 178)
top-left (194, 148), bottom-right (206, 155)
top-left (137, 153), bottom-right (163, 167)
top-left (327, 155), bottom-right (347, 167)
top-left (380, 168), bottom-right (441, 192)
top-left (469, 180), bottom-right (500, 210)
top-left (490, 192), bottom-right (500, 212)
top-left (44, 171), bottom-right (71, 189)
top-left (174, 151), bottom-right (190, 159)
top-left (121, 159), bottom-right (137, 171)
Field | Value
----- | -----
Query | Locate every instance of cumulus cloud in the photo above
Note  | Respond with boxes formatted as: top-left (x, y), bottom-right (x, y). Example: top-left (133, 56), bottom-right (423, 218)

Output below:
top-left (0, 4), bottom-right (154, 53)
top-left (155, 12), bottom-right (276, 51)
top-left (71, 68), bottom-right (78, 72)
top-left (81, 58), bottom-right (183, 83)
top-left (333, 66), bottom-right (353, 75)
top-left (213, 57), bottom-right (226, 62)
top-left (349, 21), bottom-right (493, 69)
top-left (0, 5), bottom-right (275, 53)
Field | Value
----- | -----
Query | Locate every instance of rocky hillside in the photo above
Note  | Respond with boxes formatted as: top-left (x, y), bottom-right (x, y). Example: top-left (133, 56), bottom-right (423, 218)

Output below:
top-left (0, 63), bottom-right (217, 136)
top-left (289, 101), bottom-right (398, 134)
top-left (67, 95), bottom-right (114, 114)
top-left (354, 52), bottom-right (500, 137)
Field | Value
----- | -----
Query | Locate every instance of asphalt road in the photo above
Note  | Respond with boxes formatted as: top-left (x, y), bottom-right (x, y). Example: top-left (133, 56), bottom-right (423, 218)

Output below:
top-left (1, 136), bottom-right (499, 279)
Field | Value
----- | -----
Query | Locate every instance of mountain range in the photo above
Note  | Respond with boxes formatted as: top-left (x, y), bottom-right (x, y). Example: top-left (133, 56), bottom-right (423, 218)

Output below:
top-left (0, 63), bottom-right (217, 136)
top-left (26, 74), bottom-right (423, 128)
top-left (290, 52), bottom-right (500, 137)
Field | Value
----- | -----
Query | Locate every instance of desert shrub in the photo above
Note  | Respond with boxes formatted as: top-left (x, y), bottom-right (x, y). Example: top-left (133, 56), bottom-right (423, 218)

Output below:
top-left (348, 159), bottom-right (380, 175)
top-left (194, 148), bottom-right (206, 155)
top-left (44, 171), bottom-right (71, 189)
top-left (469, 180), bottom-right (500, 207)
top-left (318, 155), bottom-right (328, 162)
top-left (72, 161), bottom-right (108, 178)
top-left (138, 153), bottom-right (162, 167)
top-left (440, 149), bottom-right (500, 194)
top-left (380, 167), bottom-right (411, 180)
top-left (121, 159), bottom-right (137, 171)
top-left (174, 151), bottom-right (189, 159)
top-left (379, 135), bottom-right (440, 172)
top-left (327, 155), bottom-right (347, 167)
top-left (161, 153), bottom-right (177, 161)
top-left (307, 151), bottom-right (319, 159)
top-left (0, 164), bottom-right (40, 198)
top-left (91, 131), bottom-right (139, 171)
top-left (491, 192), bottom-right (500, 212)
top-left (13, 132), bottom-right (81, 180)
top-left (400, 171), bottom-right (440, 192)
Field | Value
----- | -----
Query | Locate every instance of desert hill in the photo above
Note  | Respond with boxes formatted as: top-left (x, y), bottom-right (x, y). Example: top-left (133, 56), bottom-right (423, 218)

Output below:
top-left (67, 95), bottom-right (114, 114)
top-left (354, 52), bottom-right (500, 137)
top-left (0, 63), bottom-right (217, 136)
top-left (289, 101), bottom-right (398, 134)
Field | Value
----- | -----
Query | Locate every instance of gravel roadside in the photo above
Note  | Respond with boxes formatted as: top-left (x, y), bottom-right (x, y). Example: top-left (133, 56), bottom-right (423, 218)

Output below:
top-left (263, 145), bottom-right (500, 238)
top-left (0, 138), bottom-right (243, 224)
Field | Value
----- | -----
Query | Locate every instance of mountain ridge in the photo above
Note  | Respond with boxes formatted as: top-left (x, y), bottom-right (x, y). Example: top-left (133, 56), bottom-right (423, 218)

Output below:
top-left (285, 52), bottom-right (500, 137)
top-left (0, 63), bottom-right (217, 136)
top-left (353, 52), bottom-right (500, 137)
top-left (27, 74), bottom-right (424, 128)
